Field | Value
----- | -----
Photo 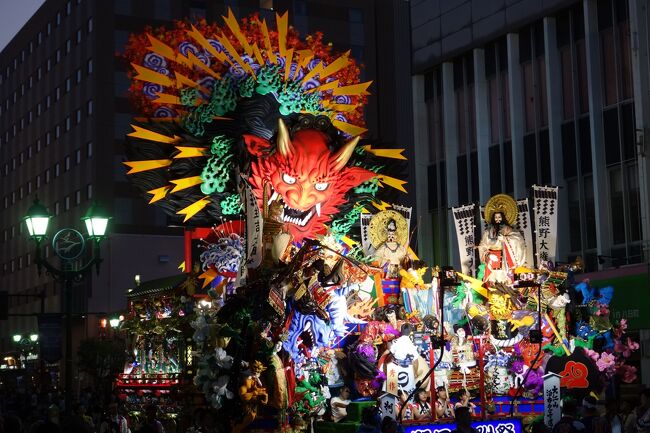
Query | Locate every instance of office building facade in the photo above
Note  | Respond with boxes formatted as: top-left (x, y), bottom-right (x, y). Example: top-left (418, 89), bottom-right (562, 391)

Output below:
top-left (412, 0), bottom-right (649, 273)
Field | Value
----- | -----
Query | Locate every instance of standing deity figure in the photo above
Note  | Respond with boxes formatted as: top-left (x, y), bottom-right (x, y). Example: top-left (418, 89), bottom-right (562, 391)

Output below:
top-left (368, 210), bottom-right (409, 279)
top-left (478, 194), bottom-right (527, 284)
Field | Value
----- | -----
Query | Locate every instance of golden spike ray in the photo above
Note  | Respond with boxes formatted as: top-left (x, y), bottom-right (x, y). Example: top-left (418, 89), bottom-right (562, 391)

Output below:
top-left (127, 125), bottom-right (180, 144)
top-left (260, 19), bottom-right (277, 64)
top-left (223, 8), bottom-right (253, 56)
top-left (276, 11), bottom-right (289, 58)
top-left (131, 63), bottom-right (174, 87)
top-left (177, 197), bottom-right (211, 222)
top-left (174, 147), bottom-right (207, 158)
top-left (123, 159), bottom-right (172, 174)
top-left (147, 186), bottom-right (172, 203)
top-left (186, 25), bottom-right (229, 64)
top-left (170, 176), bottom-right (203, 192)
top-left (361, 145), bottom-right (407, 160)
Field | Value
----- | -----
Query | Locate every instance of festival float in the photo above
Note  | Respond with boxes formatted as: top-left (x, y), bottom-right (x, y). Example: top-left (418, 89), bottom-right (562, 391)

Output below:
top-left (119, 10), bottom-right (639, 433)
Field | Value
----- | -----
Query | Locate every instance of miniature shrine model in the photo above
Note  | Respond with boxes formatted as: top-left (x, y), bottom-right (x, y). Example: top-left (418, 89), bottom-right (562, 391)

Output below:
top-left (116, 9), bottom-right (639, 432)
top-left (115, 274), bottom-right (202, 426)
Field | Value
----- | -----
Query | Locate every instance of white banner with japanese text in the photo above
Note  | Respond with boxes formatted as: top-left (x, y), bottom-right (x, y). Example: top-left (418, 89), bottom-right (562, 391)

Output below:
top-left (452, 204), bottom-right (476, 276)
top-left (533, 185), bottom-right (559, 265)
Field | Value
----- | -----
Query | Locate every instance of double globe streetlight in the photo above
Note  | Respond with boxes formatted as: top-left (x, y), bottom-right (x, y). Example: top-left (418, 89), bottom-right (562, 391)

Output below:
top-left (22, 198), bottom-right (110, 413)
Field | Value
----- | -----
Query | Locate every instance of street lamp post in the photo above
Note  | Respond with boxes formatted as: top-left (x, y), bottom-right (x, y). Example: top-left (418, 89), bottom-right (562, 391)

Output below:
top-left (23, 199), bottom-right (110, 413)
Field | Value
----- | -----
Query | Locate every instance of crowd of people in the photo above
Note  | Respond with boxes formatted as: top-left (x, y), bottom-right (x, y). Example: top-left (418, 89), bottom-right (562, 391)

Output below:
top-left (0, 387), bottom-right (167, 433)
top-left (3, 385), bottom-right (650, 433)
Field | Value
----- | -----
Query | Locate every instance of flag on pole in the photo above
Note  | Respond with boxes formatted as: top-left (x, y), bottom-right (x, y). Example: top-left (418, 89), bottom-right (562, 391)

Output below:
top-left (533, 185), bottom-right (559, 264)
top-left (452, 204), bottom-right (477, 276)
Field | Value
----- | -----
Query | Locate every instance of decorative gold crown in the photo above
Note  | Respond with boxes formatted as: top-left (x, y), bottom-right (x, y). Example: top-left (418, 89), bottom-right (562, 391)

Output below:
top-left (483, 194), bottom-right (518, 227)
top-left (368, 209), bottom-right (409, 249)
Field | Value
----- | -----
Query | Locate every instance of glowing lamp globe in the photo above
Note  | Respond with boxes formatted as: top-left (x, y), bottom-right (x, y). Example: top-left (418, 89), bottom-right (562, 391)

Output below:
top-left (23, 199), bottom-right (51, 240)
top-left (81, 202), bottom-right (111, 238)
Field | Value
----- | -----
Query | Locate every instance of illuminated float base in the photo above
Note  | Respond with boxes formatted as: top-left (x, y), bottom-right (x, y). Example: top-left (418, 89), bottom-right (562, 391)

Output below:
top-left (403, 418), bottom-right (522, 433)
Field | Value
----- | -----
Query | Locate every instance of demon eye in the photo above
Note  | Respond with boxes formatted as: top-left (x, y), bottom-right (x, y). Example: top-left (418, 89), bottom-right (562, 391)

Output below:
top-left (314, 182), bottom-right (329, 191)
top-left (282, 173), bottom-right (296, 184)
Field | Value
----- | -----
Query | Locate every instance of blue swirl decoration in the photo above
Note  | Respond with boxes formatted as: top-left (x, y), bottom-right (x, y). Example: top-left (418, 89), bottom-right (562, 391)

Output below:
top-left (195, 51), bottom-right (211, 67)
top-left (302, 78), bottom-right (320, 91)
top-left (334, 113), bottom-right (347, 123)
top-left (153, 106), bottom-right (177, 118)
top-left (143, 53), bottom-right (167, 71)
top-left (143, 82), bottom-right (163, 99)
top-left (334, 95), bottom-right (352, 105)
top-left (227, 63), bottom-right (247, 81)
top-left (240, 54), bottom-right (260, 74)
top-left (287, 62), bottom-right (305, 81)
top-left (307, 58), bottom-right (321, 70)
top-left (178, 41), bottom-right (199, 56)
top-left (207, 39), bottom-right (225, 53)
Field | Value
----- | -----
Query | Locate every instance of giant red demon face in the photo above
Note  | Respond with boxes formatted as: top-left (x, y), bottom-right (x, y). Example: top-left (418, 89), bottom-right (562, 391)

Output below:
top-left (245, 120), bottom-right (375, 241)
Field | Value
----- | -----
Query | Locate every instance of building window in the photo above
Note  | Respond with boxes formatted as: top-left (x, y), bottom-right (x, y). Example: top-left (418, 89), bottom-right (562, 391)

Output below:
top-left (87, 58), bottom-right (93, 74)
top-left (87, 17), bottom-right (93, 33)
top-left (55, 87), bottom-right (61, 101)
top-left (28, 145), bottom-right (32, 159)
top-left (37, 103), bottom-right (41, 116)
top-left (76, 148), bottom-right (81, 164)
top-left (37, 138), bottom-right (41, 152)
top-left (55, 163), bottom-right (60, 177)
top-left (47, 58), bottom-right (51, 71)
top-left (64, 196), bottom-right (70, 210)
top-left (56, 12), bottom-right (61, 26)
top-left (28, 181), bottom-right (32, 194)
top-left (38, 31), bottom-right (42, 45)
top-left (45, 169), bottom-right (50, 183)
top-left (55, 125), bottom-right (61, 138)
top-left (36, 175), bottom-right (41, 188)
top-left (55, 202), bottom-right (60, 215)
top-left (66, 39), bottom-right (71, 53)
top-left (65, 117), bottom-right (71, 131)
top-left (56, 49), bottom-right (61, 63)
top-left (65, 156), bottom-right (71, 171)
top-left (86, 141), bottom-right (93, 157)
top-left (86, 183), bottom-right (93, 199)
top-left (75, 190), bottom-right (81, 205)
top-left (46, 95), bottom-right (51, 108)
top-left (87, 99), bottom-right (93, 115)
top-left (76, 28), bottom-right (82, 44)
top-left (65, 77), bottom-right (71, 92)
top-left (37, 66), bottom-right (42, 80)
top-left (76, 68), bottom-right (82, 83)
top-left (46, 132), bottom-right (51, 145)
top-left (67, 1), bottom-right (71, 15)
top-left (76, 108), bottom-right (81, 124)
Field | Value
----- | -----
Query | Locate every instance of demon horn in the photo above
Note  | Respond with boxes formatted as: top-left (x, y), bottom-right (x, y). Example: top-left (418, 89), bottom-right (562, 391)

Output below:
top-left (330, 136), bottom-right (360, 172)
top-left (277, 119), bottom-right (294, 157)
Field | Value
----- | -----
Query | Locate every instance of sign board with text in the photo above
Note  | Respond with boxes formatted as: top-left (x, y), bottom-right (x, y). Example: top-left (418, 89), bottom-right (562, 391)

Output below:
top-left (403, 418), bottom-right (523, 433)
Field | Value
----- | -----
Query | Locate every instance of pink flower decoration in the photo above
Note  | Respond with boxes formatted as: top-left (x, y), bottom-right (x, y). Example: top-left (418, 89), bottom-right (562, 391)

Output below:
top-left (596, 352), bottom-right (616, 372)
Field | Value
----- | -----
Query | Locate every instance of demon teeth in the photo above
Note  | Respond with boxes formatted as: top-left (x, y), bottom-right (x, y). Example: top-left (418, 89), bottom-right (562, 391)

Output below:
top-left (315, 203), bottom-right (321, 217)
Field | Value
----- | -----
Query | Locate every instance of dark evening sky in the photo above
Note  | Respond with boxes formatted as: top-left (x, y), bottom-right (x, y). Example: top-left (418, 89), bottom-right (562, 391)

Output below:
top-left (0, 0), bottom-right (45, 51)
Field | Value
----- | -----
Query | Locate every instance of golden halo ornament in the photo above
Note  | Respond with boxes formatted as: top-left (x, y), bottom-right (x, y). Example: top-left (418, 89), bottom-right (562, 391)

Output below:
top-left (368, 210), bottom-right (409, 249)
top-left (484, 194), bottom-right (518, 226)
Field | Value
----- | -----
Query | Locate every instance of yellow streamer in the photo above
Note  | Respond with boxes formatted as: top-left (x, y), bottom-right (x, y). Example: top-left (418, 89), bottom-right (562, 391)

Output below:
top-left (127, 125), bottom-right (180, 144)
top-left (377, 174), bottom-right (408, 193)
top-left (123, 159), bottom-right (172, 174)
top-left (170, 176), bottom-right (203, 193)
top-left (147, 186), bottom-right (171, 203)
top-left (361, 145), bottom-right (407, 160)
top-left (174, 147), bottom-right (207, 158)
top-left (176, 197), bottom-right (210, 222)
top-left (131, 63), bottom-right (174, 87)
